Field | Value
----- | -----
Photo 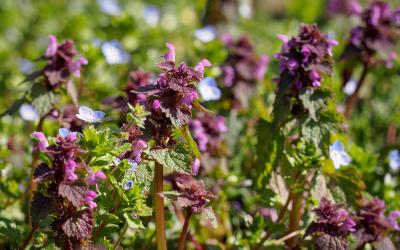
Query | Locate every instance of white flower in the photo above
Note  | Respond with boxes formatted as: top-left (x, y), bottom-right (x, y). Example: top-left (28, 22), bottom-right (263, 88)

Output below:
top-left (343, 79), bottom-right (357, 95)
top-left (101, 40), bottom-right (130, 65)
top-left (19, 104), bottom-right (39, 121)
top-left (388, 149), bottom-right (400, 171)
top-left (329, 140), bottom-right (351, 169)
top-left (96, 0), bottom-right (121, 16)
top-left (143, 6), bottom-right (160, 26)
top-left (194, 26), bottom-right (216, 43)
top-left (76, 106), bottom-right (105, 123)
top-left (58, 128), bottom-right (77, 138)
top-left (239, 3), bottom-right (252, 18)
top-left (198, 77), bottom-right (221, 101)
top-left (124, 180), bottom-right (134, 190)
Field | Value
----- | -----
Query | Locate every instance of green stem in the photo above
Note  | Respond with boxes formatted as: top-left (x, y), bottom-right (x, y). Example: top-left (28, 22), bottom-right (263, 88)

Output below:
top-left (20, 224), bottom-right (38, 250)
top-left (113, 221), bottom-right (128, 250)
top-left (154, 162), bottom-right (167, 250)
top-left (178, 211), bottom-right (192, 250)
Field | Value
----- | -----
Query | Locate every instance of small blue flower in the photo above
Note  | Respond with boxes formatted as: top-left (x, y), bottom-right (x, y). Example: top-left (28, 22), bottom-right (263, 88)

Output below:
top-left (388, 149), bottom-right (400, 171)
top-left (58, 128), bottom-right (77, 138)
top-left (329, 140), bottom-right (351, 169)
top-left (19, 104), bottom-right (39, 121)
top-left (198, 77), bottom-right (221, 101)
top-left (127, 159), bottom-right (139, 171)
top-left (76, 106), bottom-right (105, 123)
top-left (101, 40), bottom-right (130, 65)
top-left (96, 0), bottom-right (121, 16)
top-left (194, 26), bottom-right (216, 43)
top-left (124, 180), bottom-right (134, 190)
top-left (113, 157), bottom-right (121, 166)
top-left (143, 6), bottom-right (160, 26)
top-left (19, 59), bottom-right (35, 74)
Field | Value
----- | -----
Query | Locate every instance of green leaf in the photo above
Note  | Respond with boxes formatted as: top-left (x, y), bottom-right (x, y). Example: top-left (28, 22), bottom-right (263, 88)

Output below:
top-left (149, 144), bottom-right (193, 173)
top-left (299, 88), bottom-right (330, 122)
top-left (30, 193), bottom-right (55, 225)
top-left (177, 124), bottom-right (201, 159)
top-left (124, 213), bottom-right (144, 230)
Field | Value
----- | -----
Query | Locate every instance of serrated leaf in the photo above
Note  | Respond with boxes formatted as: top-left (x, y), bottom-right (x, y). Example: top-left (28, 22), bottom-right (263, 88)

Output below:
top-left (58, 182), bottom-right (88, 208)
top-left (160, 191), bottom-right (180, 201)
top-left (315, 234), bottom-right (347, 250)
top-left (62, 210), bottom-right (93, 239)
top-left (201, 207), bottom-right (217, 228)
top-left (124, 213), bottom-right (144, 229)
top-left (299, 88), bottom-right (330, 121)
top-left (149, 144), bottom-right (192, 173)
top-left (30, 193), bottom-right (55, 225)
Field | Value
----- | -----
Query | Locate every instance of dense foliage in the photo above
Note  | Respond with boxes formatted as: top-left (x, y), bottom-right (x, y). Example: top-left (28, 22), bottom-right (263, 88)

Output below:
top-left (1, 0), bottom-right (400, 249)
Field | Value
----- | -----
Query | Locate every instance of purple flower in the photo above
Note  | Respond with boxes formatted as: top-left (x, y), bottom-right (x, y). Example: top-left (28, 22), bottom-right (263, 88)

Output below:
top-left (68, 57), bottom-right (88, 77)
top-left (388, 210), bottom-right (400, 231)
top-left (65, 159), bottom-right (78, 182)
top-left (45, 35), bottom-right (58, 57)
top-left (191, 158), bottom-right (200, 175)
top-left (255, 55), bottom-right (269, 80)
top-left (32, 132), bottom-right (49, 151)
top-left (275, 24), bottom-right (337, 93)
top-left (222, 66), bottom-right (235, 87)
top-left (86, 171), bottom-right (106, 185)
top-left (328, 0), bottom-right (362, 16)
top-left (164, 43), bottom-right (175, 61)
top-left (152, 100), bottom-right (161, 110)
top-left (132, 139), bottom-right (147, 163)
top-left (84, 190), bottom-right (98, 209)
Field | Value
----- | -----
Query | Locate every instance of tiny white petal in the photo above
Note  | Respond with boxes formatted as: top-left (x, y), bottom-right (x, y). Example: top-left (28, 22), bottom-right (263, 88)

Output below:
top-left (97, 0), bottom-right (121, 16)
top-left (194, 26), bottom-right (216, 43)
top-left (101, 40), bottom-right (130, 65)
top-left (19, 104), bottom-right (39, 121)
top-left (198, 77), bottom-right (221, 101)
top-left (239, 3), bottom-right (252, 18)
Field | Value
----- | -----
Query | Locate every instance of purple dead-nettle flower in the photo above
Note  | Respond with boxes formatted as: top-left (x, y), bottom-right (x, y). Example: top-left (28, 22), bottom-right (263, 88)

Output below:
top-left (194, 25), bottom-right (217, 43)
top-left (101, 40), bottom-right (130, 65)
top-left (305, 197), bottom-right (356, 249)
top-left (175, 179), bottom-right (215, 214)
top-left (32, 131), bottom-right (49, 151)
top-left (134, 43), bottom-right (211, 130)
top-left (388, 149), bottom-right (400, 171)
top-left (190, 113), bottom-right (227, 154)
top-left (355, 197), bottom-right (391, 246)
top-left (19, 104), bottom-right (39, 121)
top-left (198, 77), bottom-right (221, 101)
top-left (343, 1), bottom-right (400, 68)
top-left (131, 139), bottom-right (147, 162)
top-left (124, 180), bottom-right (134, 190)
top-left (65, 159), bottom-right (78, 182)
top-left (220, 34), bottom-right (269, 108)
top-left (76, 106), bottom-right (105, 123)
top-left (84, 190), bottom-right (98, 209)
top-left (388, 210), bottom-right (400, 231)
top-left (276, 24), bottom-right (338, 94)
top-left (86, 171), bottom-right (106, 185)
top-left (143, 5), bottom-right (160, 26)
top-left (329, 140), bottom-right (351, 169)
top-left (43, 35), bottom-right (88, 88)
top-left (327, 0), bottom-right (362, 16)
top-left (191, 158), bottom-right (201, 175)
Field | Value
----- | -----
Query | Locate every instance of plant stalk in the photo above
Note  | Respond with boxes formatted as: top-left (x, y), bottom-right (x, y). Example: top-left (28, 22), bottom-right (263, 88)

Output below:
top-left (113, 221), bottom-right (128, 250)
top-left (178, 211), bottom-right (192, 250)
top-left (154, 162), bottom-right (167, 250)
top-left (20, 224), bottom-right (38, 250)
top-left (286, 190), bottom-right (303, 249)
top-left (344, 63), bottom-right (369, 119)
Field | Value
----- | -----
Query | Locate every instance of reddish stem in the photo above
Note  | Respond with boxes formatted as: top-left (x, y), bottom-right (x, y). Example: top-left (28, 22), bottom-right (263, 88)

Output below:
top-left (344, 64), bottom-right (369, 119)
top-left (154, 162), bottom-right (167, 250)
top-left (178, 211), bottom-right (192, 250)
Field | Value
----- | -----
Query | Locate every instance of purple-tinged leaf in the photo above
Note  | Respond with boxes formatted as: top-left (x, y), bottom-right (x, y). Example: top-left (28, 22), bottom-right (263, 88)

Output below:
top-left (33, 163), bottom-right (53, 182)
top-left (30, 193), bottom-right (55, 225)
top-left (61, 209), bottom-right (93, 239)
top-left (58, 182), bottom-right (88, 208)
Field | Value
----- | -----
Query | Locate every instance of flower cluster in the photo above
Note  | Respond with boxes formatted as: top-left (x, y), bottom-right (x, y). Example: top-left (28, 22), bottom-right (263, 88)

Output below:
top-left (354, 197), bottom-right (399, 246)
top-left (221, 34), bottom-right (268, 108)
top-left (190, 112), bottom-right (227, 154)
top-left (344, 1), bottom-right (400, 68)
top-left (275, 24), bottom-right (337, 94)
top-left (305, 198), bottom-right (356, 249)
top-left (120, 122), bottom-right (147, 164)
top-left (327, 0), bottom-right (362, 16)
top-left (31, 130), bottom-right (105, 246)
top-left (42, 35), bottom-right (88, 89)
top-left (134, 43), bottom-right (211, 146)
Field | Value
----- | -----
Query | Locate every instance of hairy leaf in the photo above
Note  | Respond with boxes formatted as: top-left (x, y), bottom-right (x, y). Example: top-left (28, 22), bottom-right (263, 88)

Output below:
top-left (299, 88), bottom-right (330, 121)
top-left (149, 144), bottom-right (192, 173)
top-left (315, 234), bottom-right (347, 250)
top-left (58, 182), bottom-right (88, 208)
top-left (61, 210), bottom-right (93, 239)
top-left (30, 193), bottom-right (55, 225)
top-left (32, 91), bottom-right (57, 117)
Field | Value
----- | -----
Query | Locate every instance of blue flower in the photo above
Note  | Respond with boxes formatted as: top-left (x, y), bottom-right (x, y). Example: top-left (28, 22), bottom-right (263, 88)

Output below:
top-left (329, 140), bottom-right (351, 169)
top-left (58, 128), bottom-right (77, 138)
top-left (143, 6), bottom-right (160, 26)
top-left (194, 26), bottom-right (216, 43)
top-left (19, 104), bottom-right (39, 121)
top-left (76, 106), bottom-right (105, 123)
top-left (198, 77), bottom-right (221, 101)
top-left (124, 180), bottom-right (134, 190)
top-left (101, 40), bottom-right (130, 65)
top-left (96, 0), bottom-right (121, 16)
top-left (388, 149), bottom-right (400, 171)
top-left (127, 159), bottom-right (139, 171)
top-left (113, 157), bottom-right (121, 166)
